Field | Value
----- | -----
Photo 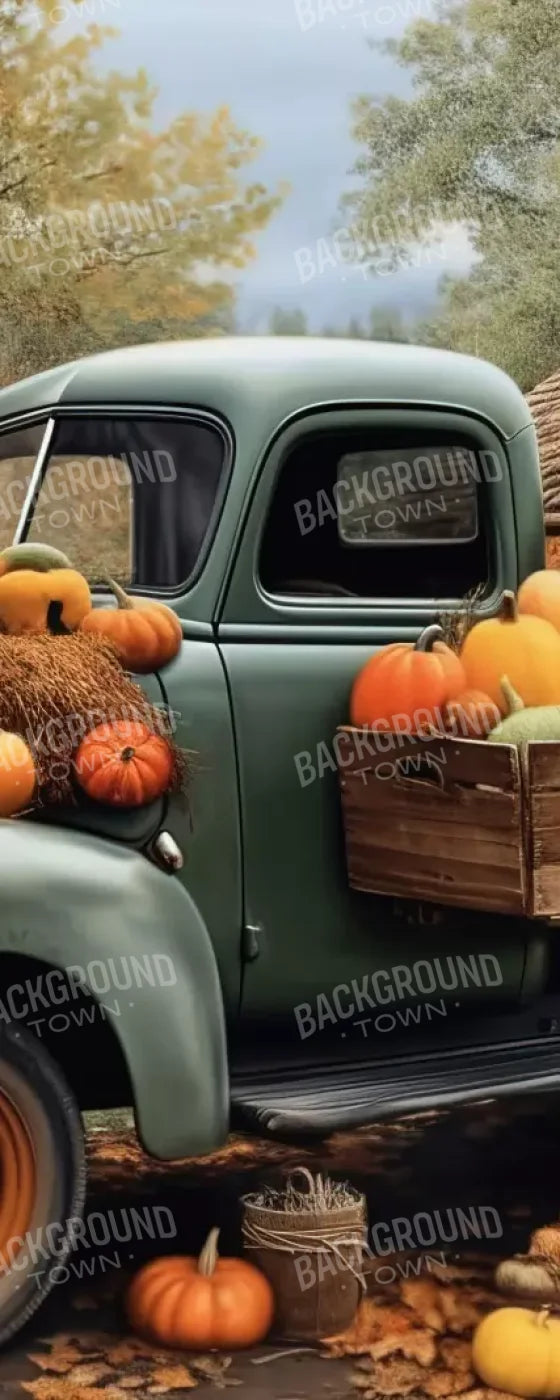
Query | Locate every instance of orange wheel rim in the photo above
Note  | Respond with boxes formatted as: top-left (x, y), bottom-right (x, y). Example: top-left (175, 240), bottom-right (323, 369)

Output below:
top-left (0, 1091), bottom-right (36, 1268)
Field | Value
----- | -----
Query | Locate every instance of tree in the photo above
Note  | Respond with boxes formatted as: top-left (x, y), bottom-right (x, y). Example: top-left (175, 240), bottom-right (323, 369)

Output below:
top-left (268, 307), bottom-right (309, 335)
top-left (0, 0), bottom-right (284, 382)
top-left (342, 0), bottom-right (560, 388)
top-left (367, 308), bottom-right (411, 342)
top-left (323, 307), bottom-right (412, 340)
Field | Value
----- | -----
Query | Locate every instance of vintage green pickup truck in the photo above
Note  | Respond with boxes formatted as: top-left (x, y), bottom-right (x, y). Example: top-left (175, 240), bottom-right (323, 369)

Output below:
top-left (0, 335), bottom-right (556, 1339)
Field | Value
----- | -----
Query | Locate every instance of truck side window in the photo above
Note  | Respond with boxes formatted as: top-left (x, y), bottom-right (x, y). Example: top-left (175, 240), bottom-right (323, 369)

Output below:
top-left (259, 430), bottom-right (489, 601)
top-left (25, 415), bottom-right (228, 590)
top-left (0, 423), bottom-right (49, 552)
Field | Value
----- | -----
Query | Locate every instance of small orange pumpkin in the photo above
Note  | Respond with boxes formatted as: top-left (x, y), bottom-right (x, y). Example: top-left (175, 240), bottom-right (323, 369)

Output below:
top-left (350, 624), bottom-right (465, 732)
top-left (460, 590), bottom-right (560, 711)
top-left (81, 578), bottom-right (181, 673)
top-left (73, 720), bottom-right (173, 807)
top-left (0, 731), bottom-right (36, 817)
top-left (443, 688), bottom-right (501, 738)
top-left (126, 1227), bottom-right (274, 1351)
top-left (518, 569), bottom-right (560, 633)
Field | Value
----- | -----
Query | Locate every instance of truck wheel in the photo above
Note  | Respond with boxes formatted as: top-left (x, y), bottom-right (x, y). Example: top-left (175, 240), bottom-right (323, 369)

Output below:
top-left (0, 1023), bottom-right (85, 1345)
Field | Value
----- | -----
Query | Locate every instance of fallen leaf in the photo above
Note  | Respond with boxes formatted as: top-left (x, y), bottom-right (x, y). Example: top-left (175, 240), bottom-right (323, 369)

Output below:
top-left (459, 1392), bottom-right (524, 1400)
top-left (65, 1361), bottom-right (115, 1386)
top-left (190, 1354), bottom-right (240, 1386)
top-left (147, 1363), bottom-right (198, 1392)
top-left (324, 1300), bottom-right (425, 1351)
top-left (27, 1346), bottom-right (91, 1374)
top-left (423, 1370), bottom-right (475, 1397)
top-left (367, 1329), bottom-right (437, 1367)
top-left (353, 1356), bottom-right (430, 1395)
top-left (438, 1339), bottom-right (473, 1375)
top-left (105, 1338), bottom-right (158, 1366)
top-left (23, 1383), bottom-right (118, 1400)
top-left (438, 1291), bottom-right (483, 1335)
top-left (400, 1280), bottom-right (446, 1331)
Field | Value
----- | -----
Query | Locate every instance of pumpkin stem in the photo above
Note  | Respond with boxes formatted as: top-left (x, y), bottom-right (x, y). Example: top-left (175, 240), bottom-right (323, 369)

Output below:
top-left (500, 675), bottom-right (525, 715)
top-left (103, 576), bottom-right (134, 610)
top-left (121, 746), bottom-right (136, 762)
top-left (197, 1227), bottom-right (220, 1277)
top-left (536, 1306), bottom-right (552, 1327)
top-left (499, 590), bottom-right (518, 623)
top-left (414, 624), bottom-right (446, 654)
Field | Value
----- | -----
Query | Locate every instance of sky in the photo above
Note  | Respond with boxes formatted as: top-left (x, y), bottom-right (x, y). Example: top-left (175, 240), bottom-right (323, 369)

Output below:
top-left (92, 0), bottom-right (474, 331)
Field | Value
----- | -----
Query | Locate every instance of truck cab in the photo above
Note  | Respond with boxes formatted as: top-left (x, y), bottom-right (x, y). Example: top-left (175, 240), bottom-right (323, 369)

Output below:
top-left (0, 336), bottom-right (557, 1340)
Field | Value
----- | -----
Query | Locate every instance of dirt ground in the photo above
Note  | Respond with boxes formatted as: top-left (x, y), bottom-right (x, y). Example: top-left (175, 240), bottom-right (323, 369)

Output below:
top-left (3, 1089), bottom-right (560, 1397)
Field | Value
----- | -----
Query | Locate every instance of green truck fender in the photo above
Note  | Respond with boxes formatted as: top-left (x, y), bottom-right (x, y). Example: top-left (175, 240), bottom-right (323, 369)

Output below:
top-left (0, 819), bottom-right (229, 1161)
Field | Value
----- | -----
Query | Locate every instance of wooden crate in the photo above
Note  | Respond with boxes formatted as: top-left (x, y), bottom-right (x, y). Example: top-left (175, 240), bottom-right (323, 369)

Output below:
top-left (336, 728), bottom-right (560, 919)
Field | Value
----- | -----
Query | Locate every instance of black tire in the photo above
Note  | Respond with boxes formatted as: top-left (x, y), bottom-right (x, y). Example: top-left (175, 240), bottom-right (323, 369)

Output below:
top-left (0, 1022), bottom-right (85, 1346)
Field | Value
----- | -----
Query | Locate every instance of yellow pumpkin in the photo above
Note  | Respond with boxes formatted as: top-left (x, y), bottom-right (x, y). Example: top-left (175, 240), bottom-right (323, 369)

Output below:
top-left (518, 570), bottom-right (560, 632)
top-left (460, 591), bottom-right (560, 712)
top-left (472, 1306), bottom-right (560, 1398)
top-left (0, 544), bottom-right (91, 633)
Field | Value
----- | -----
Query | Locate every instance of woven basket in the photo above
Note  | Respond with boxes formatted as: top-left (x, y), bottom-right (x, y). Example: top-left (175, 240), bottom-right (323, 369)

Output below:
top-left (241, 1176), bottom-right (367, 1342)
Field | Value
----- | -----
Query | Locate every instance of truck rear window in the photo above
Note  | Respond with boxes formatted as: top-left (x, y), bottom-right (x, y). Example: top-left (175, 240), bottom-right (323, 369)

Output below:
top-left (259, 429), bottom-right (490, 602)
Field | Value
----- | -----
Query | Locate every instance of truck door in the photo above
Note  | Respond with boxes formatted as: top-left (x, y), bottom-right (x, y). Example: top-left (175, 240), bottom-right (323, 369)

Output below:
top-left (218, 406), bottom-right (544, 1050)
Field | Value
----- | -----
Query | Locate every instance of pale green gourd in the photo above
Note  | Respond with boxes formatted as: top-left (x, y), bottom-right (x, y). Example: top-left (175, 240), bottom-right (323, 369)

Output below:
top-left (488, 676), bottom-right (560, 745)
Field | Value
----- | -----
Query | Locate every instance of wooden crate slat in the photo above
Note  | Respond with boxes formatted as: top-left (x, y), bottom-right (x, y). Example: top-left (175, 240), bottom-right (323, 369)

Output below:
top-left (347, 869), bottom-right (526, 916)
top-left (341, 780), bottom-right (521, 833)
top-left (532, 865), bottom-right (560, 917)
top-left (336, 726), bottom-right (519, 790)
top-left (343, 819), bottom-right (524, 867)
top-left (527, 743), bottom-right (560, 790)
top-left (348, 846), bottom-right (525, 892)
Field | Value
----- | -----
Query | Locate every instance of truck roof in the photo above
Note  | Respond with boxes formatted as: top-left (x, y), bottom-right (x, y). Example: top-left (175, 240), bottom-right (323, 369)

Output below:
top-left (0, 336), bottom-right (532, 442)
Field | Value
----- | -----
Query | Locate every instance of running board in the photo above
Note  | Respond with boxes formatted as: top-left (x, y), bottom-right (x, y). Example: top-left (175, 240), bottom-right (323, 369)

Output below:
top-left (230, 1038), bottom-right (560, 1137)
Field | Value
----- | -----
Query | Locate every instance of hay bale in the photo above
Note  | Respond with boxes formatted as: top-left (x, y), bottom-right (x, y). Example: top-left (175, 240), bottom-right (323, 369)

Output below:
top-left (526, 369), bottom-right (560, 524)
top-left (0, 631), bottom-right (187, 806)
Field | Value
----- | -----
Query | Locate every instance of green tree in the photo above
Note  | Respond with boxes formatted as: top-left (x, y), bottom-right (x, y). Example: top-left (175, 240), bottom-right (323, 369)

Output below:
top-left (343, 0), bottom-right (560, 388)
top-left (322, 307), bottom-right (412, 340)
top-left (268, 307), bottom-right (309, 335)
top-left (368, 307), bottom-right (411, 342)
top-left (0, 0), bottom-right (284, 382)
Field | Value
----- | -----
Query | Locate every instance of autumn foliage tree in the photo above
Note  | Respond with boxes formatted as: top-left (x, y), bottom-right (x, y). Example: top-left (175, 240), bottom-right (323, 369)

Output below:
top-left (0, 0), bottom-right (284, 382)
top-left (343, 0), bottom-right (560, 389)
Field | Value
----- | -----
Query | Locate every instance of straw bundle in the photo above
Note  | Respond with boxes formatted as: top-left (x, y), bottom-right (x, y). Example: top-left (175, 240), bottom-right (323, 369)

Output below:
top-left (0, 631), bottom-right (187, 806)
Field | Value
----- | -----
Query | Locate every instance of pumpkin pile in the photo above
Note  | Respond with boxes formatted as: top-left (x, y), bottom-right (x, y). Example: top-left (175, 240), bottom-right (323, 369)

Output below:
top-left (350, 570), bottom-right (560, 746)
top-left (0, 544), bottom-right (185, 817)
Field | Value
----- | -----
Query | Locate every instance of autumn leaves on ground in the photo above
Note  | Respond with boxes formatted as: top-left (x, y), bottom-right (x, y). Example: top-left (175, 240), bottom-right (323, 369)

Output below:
top-left (9, 1096), bottom-right (560, 1399)
top-left (22, 1256), bottom-right (509, 1400)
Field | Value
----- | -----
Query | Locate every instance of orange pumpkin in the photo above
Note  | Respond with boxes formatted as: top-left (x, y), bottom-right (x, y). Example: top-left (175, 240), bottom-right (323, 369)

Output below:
top-left (126, 1227), bottom-right (274, 1351)
top-left (443, 688), bottom-right (501, 738)
top-left (460, 590), bottom-right (560, 711)
top-left (73, 720), bottom-right (173, 807)
top-left (0, 732), bottom-right (36, 817)
top-left (350, 624), bottom-right (465, 732)
top-left (81, 578), bottom-right (181, 673)
top-left (518, 569), bottom-right (560, 633)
